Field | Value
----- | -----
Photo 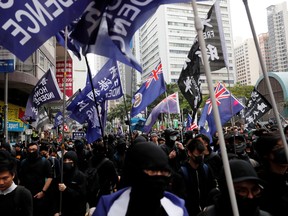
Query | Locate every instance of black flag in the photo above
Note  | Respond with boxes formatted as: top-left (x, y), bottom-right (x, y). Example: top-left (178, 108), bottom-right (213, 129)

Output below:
top-left (244, 88), bottom-right (272, 129)
top-left (178, 3), bottom-right (226, 120)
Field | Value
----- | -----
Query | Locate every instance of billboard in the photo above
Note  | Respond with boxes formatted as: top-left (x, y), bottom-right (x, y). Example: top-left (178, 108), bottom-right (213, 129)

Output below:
top-left (56, 59), bottom-right (73, 97)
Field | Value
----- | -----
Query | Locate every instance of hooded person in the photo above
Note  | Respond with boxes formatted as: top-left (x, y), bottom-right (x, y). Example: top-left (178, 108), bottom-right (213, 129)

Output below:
top-left (55, 150), bottom-right (87, 216)
top-left (92, 142), bottom-right (189, 216)
top-left (199, 159), bottom-right (271, 216)
top-left (160, 129), bottom-right (186, 172)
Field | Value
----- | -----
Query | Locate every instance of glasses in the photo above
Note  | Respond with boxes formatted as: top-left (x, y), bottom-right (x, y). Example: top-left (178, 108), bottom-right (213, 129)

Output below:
top-left (234, 184), bottom-right (263, 198)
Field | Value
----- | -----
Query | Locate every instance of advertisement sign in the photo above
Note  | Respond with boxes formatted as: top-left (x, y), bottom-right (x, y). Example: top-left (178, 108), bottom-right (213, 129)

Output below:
top-left (0, 46), bottom-right (15, 73)
top-left (56, 59), bottom-right (73, 97)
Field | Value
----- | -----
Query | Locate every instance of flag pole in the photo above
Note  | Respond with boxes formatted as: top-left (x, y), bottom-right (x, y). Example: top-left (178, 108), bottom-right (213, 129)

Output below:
top-left (122, 94), bottom-right (133, 142)
top-left (84, 56), bottom-right (105, 138)
top-left (191, 1), bottom-right (239, 215)
top-left (165, 91), bottom-right (172, 128)
top-left (242, 0), bottom-right (288, 161)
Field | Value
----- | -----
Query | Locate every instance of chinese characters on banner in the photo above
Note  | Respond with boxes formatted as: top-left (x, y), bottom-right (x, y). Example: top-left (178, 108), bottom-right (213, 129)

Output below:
top-left (56, 60), bottom-right (73, 97)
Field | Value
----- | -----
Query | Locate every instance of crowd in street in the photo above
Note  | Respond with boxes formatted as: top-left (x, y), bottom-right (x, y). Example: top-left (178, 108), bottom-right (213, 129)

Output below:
top-left (0, 123), bottom-right (288, 216)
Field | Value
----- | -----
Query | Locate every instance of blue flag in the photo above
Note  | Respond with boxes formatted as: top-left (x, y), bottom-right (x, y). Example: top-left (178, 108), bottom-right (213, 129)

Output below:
top-left (24, 69), bottom-right (62, 122)
top-left (54, 111), bottom-right (63, 129)
top-left (69, 0), bottom-right (206, 72)
top-left (143, 92), bottom-right (180, 133)
top-left (85, 101), bottom-right (108, 143)
top-left (131, 61), bottom-right (166, 118)
top-left (131, 117), bottom-right (146, 132)
top-left (67, 58), bottom-right (123, 124)
top-left (198, 82), bottom-right (244, 141)
top-left (0, 0), bottom-right (93, 62)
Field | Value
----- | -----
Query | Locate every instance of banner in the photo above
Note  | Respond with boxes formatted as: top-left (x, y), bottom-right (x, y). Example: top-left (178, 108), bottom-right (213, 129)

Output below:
top-left (0, 0), bottom-right (93, 61)
top-left (56, 59), bottom-right (73, 97)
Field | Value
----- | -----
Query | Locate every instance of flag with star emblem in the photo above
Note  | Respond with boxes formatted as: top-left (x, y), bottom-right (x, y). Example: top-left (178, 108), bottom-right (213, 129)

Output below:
top-left (130, 61), bottom-right (166, 118)
top-left (143, 92), bottom-right (180, 133)
top-left (198, 82), bottom-right (244, 142)
top-left (244, 88), bottom-right (272, 129)
top-left (177, 3), bottom-right (226, 120)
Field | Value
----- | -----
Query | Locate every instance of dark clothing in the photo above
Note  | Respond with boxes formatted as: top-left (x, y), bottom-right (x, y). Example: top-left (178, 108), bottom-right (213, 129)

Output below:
top-left (160, 143), bottom-right (187, 172)
top-left (198, 204), bottom-right (272, 216)
top-left (258, 170), bottom-right (288, 216)
top-left (204, 152), bottom-right (222, 178)
top-left (178, 161), bottom-right (216, 216)
top-left (19, 157), bottom-right (53, 196)
top-left (0, 185), bottom-right (33, 216)
top-left (89, 156), bottom-right (118, 207)
top-left (60, 169), bottom-right (87, 216)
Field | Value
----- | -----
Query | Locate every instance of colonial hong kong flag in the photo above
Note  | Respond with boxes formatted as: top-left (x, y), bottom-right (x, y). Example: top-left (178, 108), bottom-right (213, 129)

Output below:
top-left (130, 61), bottom-right (166, 118)
top-left (198, 82), bottom-right (244, 141)
top-left (143, 92), bottom-right (180, 133)
top-left (186, 114), bottom-right (198, 131)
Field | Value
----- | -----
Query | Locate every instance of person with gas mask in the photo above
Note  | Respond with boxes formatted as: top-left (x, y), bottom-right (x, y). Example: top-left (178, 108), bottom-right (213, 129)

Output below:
top-left (178, 139), bottom-right (216, 216)
top-left (92, 141), bottom-right (188, 216)
top-left (54, 150), bottom-right (87, 216)
top-left (254, 133), bottom-right (288, 216)
top-left (19, 142), bottom-right (53, 216)
top-left (160, 129), bottom-right (187, 173)
top-left (198, 159), bottom-right (271, 216)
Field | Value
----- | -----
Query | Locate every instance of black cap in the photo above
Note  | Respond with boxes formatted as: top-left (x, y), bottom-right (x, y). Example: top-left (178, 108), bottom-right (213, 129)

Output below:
top-left (63, 151), bottom-right (78, 164)
top-left (229, 159), bottom-right (263, 184)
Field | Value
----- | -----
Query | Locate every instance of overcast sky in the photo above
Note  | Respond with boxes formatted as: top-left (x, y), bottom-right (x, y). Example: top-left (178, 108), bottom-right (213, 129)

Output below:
top-left (230, 0), bottom-right (288, 39)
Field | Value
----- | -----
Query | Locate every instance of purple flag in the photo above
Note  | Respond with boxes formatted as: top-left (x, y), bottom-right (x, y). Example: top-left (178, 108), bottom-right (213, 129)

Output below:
top-left (143, 92), bottom-right (180, 133)
top-left (67, 58), bottom-right (123, 124)
top-left (69, 0), bottom-right (206, 72)
top-left (131, 61), bottom-right (166, 118)
top-left (54, 111), bottom-right (63, 129)
top-left (24, 69), bottom-right (62, 122)
top-left (0, 0), bottom-right (93, 62)
top-left (198, 82), bottom-right (244, 141)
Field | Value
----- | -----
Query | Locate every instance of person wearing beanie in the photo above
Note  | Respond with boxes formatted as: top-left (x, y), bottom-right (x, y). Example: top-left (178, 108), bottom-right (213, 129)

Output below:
top-left (254, 133), bottom-right (288, 216)
top-left (92, 142), bottom-right (189, 216)
top-left (198, 159), bottom-right (271, 216)
top-left (19, 142), bottom-right (53, 216)
top-left (54, 150), bottom-right (87, 216)
top-left (0, 150), bottom-right (33, 216)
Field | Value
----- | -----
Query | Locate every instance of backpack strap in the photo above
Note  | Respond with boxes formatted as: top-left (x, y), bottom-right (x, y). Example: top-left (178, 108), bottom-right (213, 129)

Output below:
top-left (14, 186), bottom-right (24, 213)
top-left (95, 158), bottom-right (109, 170)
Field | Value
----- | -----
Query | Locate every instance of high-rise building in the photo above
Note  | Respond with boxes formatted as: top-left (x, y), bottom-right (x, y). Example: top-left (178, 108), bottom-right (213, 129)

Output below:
top-left (138, 0), bottom-right (235, 93)
top-left (258, 33), bottom-right (272, 72)
top-left (267, 2), bottom-right (288, 72)
top-left (234, 38), bottom-right (261, 85)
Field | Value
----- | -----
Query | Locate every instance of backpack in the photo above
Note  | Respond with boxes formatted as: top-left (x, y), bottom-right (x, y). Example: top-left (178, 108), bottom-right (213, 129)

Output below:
top-left (85, 158), bottom-right (109, 206)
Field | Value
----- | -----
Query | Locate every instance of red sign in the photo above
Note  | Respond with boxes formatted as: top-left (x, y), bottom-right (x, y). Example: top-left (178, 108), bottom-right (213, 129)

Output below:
top-left (56, 59), bottom-right (73, 97)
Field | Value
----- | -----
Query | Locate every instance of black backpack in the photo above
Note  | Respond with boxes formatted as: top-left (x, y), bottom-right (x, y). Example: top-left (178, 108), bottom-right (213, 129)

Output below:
top-left (85, 158), bottom-right (108, 206)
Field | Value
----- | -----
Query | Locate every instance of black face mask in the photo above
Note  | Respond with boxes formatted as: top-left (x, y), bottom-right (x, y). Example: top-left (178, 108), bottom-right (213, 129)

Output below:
top-left (63, 162), bottom-right (74, 173)
top-left (236, 195), bottom-right (260, 216)
top-left (193, 155), bottom-right (203, 164)
top-left (27, 151), bottom-right (39, 160)
top-left (273, 148), bottom-right (288, 164)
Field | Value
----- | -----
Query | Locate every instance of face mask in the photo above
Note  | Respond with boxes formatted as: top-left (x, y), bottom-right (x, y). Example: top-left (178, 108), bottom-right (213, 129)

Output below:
top-left (27, 151), bottom-right (39, 160)
top-left (236, 195), bottom-right (260, 216)
top-left (63, 162), bottom-right (74, 173)
top-left (170, 136), bottom-right (177, 141)
top-left (193, 155), bottom-right (203, 164)
top-left (273, 148), bottom-right (288, 164)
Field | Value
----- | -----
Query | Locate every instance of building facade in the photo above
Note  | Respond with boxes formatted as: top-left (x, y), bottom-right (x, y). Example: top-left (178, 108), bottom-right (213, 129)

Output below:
top-left (138, 0), bottom-right (235, 93)
top-left (234, 38), bottom-right (261, 85)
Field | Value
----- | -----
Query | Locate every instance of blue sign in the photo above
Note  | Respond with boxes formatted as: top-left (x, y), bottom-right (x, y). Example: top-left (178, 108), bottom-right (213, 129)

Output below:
top-left (0, 59), bottom-right (14, 72)
top-left (7, 121), bottom-right (27, 132)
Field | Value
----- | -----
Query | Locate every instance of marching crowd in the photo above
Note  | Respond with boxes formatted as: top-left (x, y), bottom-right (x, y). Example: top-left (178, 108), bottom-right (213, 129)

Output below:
top-left (0, 124), bottom-right (288, 216)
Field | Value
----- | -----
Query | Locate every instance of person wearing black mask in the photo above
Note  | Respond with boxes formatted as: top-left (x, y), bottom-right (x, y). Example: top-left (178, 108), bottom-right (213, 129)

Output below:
top-left (178, 139), bottom-right (216, 216)
top-left (55, 151), bottom-right (87, 216)
top-left (92, 141), bottom-right (188, 216)
top-left (19, 142), bottom-right (53, 216)
top-left (198, 159), bottom-right (271, 216)
top-left (254, 133), bottom-right (288, 216)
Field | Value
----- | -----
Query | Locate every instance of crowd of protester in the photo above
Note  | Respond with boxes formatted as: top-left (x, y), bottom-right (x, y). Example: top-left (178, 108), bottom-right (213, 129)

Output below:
top-left (0, 123), bottom-right (288, 216)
